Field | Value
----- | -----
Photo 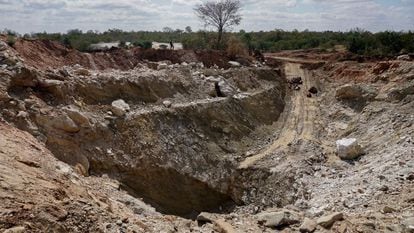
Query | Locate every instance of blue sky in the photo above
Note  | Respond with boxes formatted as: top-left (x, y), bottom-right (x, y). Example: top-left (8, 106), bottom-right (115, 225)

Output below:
top-left (0, 0), bottom-right (413, 34)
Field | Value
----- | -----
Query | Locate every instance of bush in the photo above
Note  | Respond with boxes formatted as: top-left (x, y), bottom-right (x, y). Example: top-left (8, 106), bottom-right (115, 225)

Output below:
top-left (226, 36), bottom-right (247, 59)
top-left (133, 41), bottom-right (152, 49)
top-left (6, 36), bottom-right (16, 47)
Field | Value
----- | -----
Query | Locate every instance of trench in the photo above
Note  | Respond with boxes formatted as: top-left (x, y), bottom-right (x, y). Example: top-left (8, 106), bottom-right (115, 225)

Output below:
top-left (79, 71), bottom-right (289, 218)
top-left (118, 167), bottom-right (236, 219)
top-left (2, 47), bottom-right (302, 219)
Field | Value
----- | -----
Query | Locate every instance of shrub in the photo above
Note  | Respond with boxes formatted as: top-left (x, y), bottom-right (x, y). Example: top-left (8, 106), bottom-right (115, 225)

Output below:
top-left (6, 36), bottom-right (16, 47)
top-left (133, 41), bottom-right (152, 49)
top-left (226, 36), bottom-right (247, 59)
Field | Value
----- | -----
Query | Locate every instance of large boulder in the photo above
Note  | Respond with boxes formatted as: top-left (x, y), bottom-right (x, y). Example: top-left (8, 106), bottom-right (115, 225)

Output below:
top-left (336, 138), bottom-right (364, 160)
top-left (111, 99), bottom-right (130, 116)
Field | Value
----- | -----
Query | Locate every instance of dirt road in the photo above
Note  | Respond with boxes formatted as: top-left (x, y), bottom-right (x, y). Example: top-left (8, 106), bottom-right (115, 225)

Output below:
top-left (239, 62), bottom-right (320, 169)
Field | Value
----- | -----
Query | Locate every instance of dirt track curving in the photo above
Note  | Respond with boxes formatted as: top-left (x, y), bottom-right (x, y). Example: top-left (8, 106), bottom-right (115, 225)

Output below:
top-left (239, 62), bottom-right (321, 169)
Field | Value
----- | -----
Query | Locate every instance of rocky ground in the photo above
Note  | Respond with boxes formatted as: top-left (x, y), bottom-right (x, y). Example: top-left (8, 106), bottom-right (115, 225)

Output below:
top-left (0, 37), bottom-right (413, 232)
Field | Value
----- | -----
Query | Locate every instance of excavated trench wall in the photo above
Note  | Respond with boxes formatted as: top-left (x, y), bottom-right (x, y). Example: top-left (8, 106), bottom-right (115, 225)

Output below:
top-left (0, 39), bottom-right (292, 218)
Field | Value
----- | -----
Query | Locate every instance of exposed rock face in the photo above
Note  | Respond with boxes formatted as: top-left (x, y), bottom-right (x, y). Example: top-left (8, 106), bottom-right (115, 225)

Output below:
top-left (336, 138), bottom-right (364, 160)
top-left (387, 81), bottom-right (414, 101)
top-left (36, 113), bottom-right (80, 133)
top-left (335, 84), bottom-right (378, 110)
top-left (1, 52), bottom-right (286, 218)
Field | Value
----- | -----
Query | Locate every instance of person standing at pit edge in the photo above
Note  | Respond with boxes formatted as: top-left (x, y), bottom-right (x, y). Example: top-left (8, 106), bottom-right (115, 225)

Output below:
top-left (170, 40), bottom-right (174, 50)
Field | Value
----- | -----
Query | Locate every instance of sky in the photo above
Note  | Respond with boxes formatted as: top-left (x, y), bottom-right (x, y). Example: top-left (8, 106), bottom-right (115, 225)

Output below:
top-left (0, 0), bottom-right (413, 34)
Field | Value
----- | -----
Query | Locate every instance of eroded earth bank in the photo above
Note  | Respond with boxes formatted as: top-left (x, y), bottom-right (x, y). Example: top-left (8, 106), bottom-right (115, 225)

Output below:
top-left (0, 38), bottom-right (413, 232)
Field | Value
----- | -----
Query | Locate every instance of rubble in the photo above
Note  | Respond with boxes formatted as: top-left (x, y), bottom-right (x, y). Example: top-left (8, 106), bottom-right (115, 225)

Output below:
top-left (317, 212), bottom-right (344, 228)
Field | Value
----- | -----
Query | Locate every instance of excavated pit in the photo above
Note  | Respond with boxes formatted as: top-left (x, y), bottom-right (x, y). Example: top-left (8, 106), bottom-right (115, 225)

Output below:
top-left (0, 39), bottom-right (291, 219)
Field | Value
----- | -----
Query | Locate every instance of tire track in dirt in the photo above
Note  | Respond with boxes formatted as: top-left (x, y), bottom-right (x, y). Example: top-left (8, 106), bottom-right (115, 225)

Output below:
top-left (239, 62), bottom-right (318, 169)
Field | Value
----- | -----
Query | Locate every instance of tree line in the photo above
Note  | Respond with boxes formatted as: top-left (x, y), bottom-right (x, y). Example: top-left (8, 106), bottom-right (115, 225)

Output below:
top-left (3, 27), bottom-right (414, 57)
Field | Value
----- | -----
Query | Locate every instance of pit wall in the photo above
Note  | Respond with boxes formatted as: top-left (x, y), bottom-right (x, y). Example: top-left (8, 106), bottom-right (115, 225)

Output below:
top-left (7, 38), bottom-right (235, 70)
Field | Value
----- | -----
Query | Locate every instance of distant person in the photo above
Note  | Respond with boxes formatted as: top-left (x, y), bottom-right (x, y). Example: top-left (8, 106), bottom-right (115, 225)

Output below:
top-left (170, 40), bottom-right (174, 50)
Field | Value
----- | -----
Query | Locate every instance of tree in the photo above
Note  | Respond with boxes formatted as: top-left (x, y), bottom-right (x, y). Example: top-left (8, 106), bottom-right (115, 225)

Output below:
top-left (163, 27), bottom-right (173, 33)
top-left (185, 26), bottom-right (193, 33)
top-left (194, 0), bottom-right (242, 49)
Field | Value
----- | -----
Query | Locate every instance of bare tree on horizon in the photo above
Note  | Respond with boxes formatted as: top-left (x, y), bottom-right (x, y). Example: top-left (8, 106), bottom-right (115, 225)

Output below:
top-left (194, 0), bottom-right (242, 49)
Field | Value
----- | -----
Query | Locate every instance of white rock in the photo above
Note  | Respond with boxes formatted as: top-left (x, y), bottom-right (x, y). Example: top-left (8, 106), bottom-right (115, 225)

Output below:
top-left (397, 54), bottom-right (411, 61)
top-left (218, 79), bottom-right (237, 97)
top-left (39, 79), bottom-right (64, 87)
top-left (205, 76), bottom-right (220, 83)
top-left (16, 111), bottom-right (28, 118)
top-left (336, 138), bottom-right (364, 160)
top-left (111, 99), bottom-right (130, 117)
top-left (157, 63), bottom-right (168, 70)
top-left (0, 41), bottom-right (8, 51)
top-left (228, 61), bottom-right (241, 67)
top-left (162, 100), bottom-right (172, 108)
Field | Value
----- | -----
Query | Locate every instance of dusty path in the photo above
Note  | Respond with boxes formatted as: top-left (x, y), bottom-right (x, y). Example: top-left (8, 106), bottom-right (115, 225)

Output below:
top-left (239, 62), bottom-right (319, 169)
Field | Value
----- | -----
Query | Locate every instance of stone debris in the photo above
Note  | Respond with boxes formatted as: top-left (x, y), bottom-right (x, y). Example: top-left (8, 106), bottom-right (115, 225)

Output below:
top-left (336, 138), bottom-right (364, 160)
top-left (257, 209), bottom-right (300, 228)
top-left (63, 106), bottom-right (91, 127)
top-left (111, 99), bottom-right (130, 116)
top-left (51, 114), bottom-right (81, 133)
top-left (402, 217), bottom-right (414, 232)
top-left (317, 212), bottom-right (344, 228)
top-left (162, 100), bottom-right (172, 108)
top-left (299, 217), bottom-right (317, 233)
top-left (397, 54), bottom-right (411, 61)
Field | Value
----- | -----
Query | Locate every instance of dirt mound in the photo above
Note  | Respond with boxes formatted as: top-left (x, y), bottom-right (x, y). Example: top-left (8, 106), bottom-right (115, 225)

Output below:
top-left (8, 38), bottom-right (234, 71)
